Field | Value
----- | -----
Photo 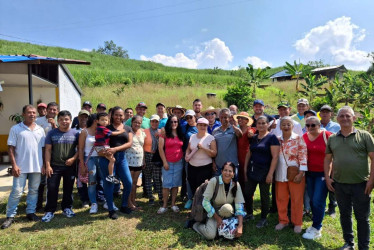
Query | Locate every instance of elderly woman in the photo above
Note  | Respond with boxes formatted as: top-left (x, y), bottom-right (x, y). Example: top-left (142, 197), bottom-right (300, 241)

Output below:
top-left (302, 116), bottom-right (332, 240)
top-left (275, 116), bottom-right (307, 233)
top-left (99, 106), bottom-right (133, 219)
top-left (192, 162), bottom-right (246, 240)
top-left (126, 115), bottom-right (146, 210)
top-left (244, 115), bottom-right (280, 228)
top-left (185, 117), bottom-right (217, 196)
top-left (201, 106), bottom-right (221, 135)
top-left (158, 115), bottom-right (184, 214)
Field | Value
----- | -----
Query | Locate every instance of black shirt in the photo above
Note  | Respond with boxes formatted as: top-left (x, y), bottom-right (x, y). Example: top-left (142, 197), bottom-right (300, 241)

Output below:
top-left (107, 124), bottom-right (132, 148)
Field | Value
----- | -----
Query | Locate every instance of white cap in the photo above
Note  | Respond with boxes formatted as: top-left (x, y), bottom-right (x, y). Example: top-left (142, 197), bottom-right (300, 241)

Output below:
top-left (150, 114), bottom-right (160, 121)
top-left (185, 109), bottom-right (196, 117)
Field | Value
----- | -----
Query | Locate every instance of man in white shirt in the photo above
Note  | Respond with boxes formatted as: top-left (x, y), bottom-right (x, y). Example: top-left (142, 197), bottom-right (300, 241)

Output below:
top-left (1, 105), bottom-right (45, 229)
top-left (271, 102), bottom-right (303, 137)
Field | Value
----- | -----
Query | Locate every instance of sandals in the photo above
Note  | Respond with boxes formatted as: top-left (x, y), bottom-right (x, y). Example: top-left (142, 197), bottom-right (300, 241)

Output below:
top-left (171, 206), bottom-right (180, 213)
top-left (157, 207), bottom-right (168, 214)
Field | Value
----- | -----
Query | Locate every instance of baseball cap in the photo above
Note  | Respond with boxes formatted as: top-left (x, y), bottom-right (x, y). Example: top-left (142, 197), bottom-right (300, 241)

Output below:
top-left (78, 110), bottom-right (90, 116)
top-left (297, 98), bottom-right (309, 105)
top-left (253, 99), bottom-right (265, 106)
top-left (277, 102), bottom-right (290, 109)
top-left (185, 110), bottom-right (196, 117)
top-left (136, 102), bottom-right (147, 109)
top-left (320, 104), bottom-right (332, 112)
top-left (156, 102), bottom-right (165, 108)
top-left (37, 103), bottom-right (47, 108)
top-left (304, 110), bottom-right (317, 116)
top-left (82, 101), bottom-right (92, 107)
top-left (96, 103), bottom-right (106, 110)
top-left (197, 117), bottom-right (209, 125)
top-left (150, 114), bottom-right (160, 121)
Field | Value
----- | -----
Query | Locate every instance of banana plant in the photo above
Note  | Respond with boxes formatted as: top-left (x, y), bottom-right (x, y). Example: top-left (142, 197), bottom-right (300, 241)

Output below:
top-left (300, 74), bottom-right (327, 102)
top-left (284, 60), bottom-right (304, 91)
top-left (245, 64), bottom-right (270, 98)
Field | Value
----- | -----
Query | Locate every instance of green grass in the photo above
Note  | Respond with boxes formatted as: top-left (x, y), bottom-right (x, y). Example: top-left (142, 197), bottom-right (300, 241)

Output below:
top-left (1, 186), bottom-right (373, 249)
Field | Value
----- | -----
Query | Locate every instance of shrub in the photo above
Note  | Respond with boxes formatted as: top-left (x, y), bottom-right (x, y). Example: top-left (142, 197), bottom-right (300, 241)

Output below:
top-left (224, 82), bottom-right (254, 111)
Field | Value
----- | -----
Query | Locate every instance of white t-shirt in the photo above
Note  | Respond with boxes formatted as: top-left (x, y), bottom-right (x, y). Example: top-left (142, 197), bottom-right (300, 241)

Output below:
top-left (189, 133), bottom-right (215, 166)
top-left (270, 119), bottom-right (303, 137)
top-left (36, 116), bottom-right (56, 134)
top-left (7, 122), bottom-right (46, 173)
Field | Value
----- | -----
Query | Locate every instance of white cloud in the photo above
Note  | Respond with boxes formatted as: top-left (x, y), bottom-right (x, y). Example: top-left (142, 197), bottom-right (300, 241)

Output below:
top-left (81, 48), bottom-right (91, 52)
top-left (294, 16), bottom-right (370, 70)
top-left (244, 56), bottom-right (271, 68)
top-left (140, 38), bottom-right (233, 69)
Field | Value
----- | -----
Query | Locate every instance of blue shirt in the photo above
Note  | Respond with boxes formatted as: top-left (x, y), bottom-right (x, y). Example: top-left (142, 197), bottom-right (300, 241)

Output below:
top-left (213, 125), bottom-right (238, 169)
top-left (208, 120), bottom-right (221, 135)
top-left (321, 121), bottom-right (341, 134)
top-left (158, 118), bottom-right (168, 129)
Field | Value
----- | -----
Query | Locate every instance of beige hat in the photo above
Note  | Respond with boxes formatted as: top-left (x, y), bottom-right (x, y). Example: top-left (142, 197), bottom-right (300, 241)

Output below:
top-left (201, 106), bottom-right (221, 117)
top-left (166, 105), bottom-right (186, 117)
top-left (150, 114), bottom-right (160, 121)
top-left (218, 203), bottom-right (234, 218)
top-left (233, 112), bottom-right (254, 127)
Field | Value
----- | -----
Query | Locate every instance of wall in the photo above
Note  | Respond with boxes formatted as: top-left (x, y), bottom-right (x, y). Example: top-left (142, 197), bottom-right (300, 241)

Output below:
top-left (58, 65), bottom-right (81, 119)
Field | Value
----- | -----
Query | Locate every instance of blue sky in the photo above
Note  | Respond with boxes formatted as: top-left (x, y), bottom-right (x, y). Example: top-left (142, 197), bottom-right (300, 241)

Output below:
top-left (0, 0), bottom-right (373, 70)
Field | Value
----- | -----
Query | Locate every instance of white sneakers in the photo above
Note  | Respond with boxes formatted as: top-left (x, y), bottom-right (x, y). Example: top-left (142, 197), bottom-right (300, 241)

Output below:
top-left (103, 202), bottom-right (118, 211)
top-left (302, 226), bottom-right (322, 240)
top-left (90, 203), bottom-right (98, 214)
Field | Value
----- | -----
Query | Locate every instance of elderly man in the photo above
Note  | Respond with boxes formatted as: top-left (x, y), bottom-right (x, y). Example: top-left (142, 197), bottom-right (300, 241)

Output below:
top-left (291, 98), bottom-right (309, 128)
top-left (229, 104), bottom-right (238, 115)
top-left (213, 108), bottom-right (242, 175)
top-left (1, 105), bottom-right (46, 229)
top-left (324, 106), bottom-right (374, 250)
top-left (125, 102), bottom-right (150, 129)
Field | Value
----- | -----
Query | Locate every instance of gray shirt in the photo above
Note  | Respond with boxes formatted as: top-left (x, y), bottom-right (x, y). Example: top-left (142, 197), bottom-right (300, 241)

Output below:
top-left (213, 125), bottom-right (238, 169)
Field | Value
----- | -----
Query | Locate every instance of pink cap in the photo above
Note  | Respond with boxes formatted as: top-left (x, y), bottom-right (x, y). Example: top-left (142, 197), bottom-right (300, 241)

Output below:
top-left (197, 117), bottom-right (209, 125)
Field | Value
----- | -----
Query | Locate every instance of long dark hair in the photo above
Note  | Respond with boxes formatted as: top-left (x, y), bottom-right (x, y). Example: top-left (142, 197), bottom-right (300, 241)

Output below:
top-left (110, 106), bottom-right (123, 124)
top-left (87, 113), bottom-right (97, 128)
top-left (222, 161), bottom-right (238, 198)
top-left (165, 115), bottom-right (184, 141)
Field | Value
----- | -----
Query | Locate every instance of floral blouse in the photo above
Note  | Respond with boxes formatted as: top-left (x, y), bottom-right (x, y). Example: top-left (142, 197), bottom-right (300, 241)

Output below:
top-left (126, 130), bottom-right (145, 167)
top-left (275, 132), bottom-right (308, 182)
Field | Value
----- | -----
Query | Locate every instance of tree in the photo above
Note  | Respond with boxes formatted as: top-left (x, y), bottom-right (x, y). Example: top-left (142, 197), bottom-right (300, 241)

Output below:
top-left (224, 81), bottom-right (254, 111)
top-left (299, 74), bottom-right (327, 103)
top-left (245, 64), bottom-right (270, 98)
top-left (94, 40), bottom-right (129, 59)
top-left (284, 61), bottom-right (305, 91)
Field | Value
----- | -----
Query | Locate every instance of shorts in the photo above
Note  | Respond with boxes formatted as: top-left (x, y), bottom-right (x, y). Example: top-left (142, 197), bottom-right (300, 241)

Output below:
top-left (162, 159), bottom-right (183, 188)
top-left (94, 145), bottom-right (109, 153)
top-left (129, 166), bottom-right (142, 172)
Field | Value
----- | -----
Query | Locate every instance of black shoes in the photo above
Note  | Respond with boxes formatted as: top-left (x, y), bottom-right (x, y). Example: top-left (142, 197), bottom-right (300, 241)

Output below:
top-left (256, 218), bottom-right (268, 228)
top-left (108, 210), bottom-right (118, 220)
top-left (26, 213), bottom-right (40, 222)
top-left (1, 217), bottom-right (14, 229)
top-left (120, 206), bottom-right (132, 214)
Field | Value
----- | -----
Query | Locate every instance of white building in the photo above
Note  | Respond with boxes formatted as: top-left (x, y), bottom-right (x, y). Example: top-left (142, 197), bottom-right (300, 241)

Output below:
top-left (0, 54), bottom-right (90, 152)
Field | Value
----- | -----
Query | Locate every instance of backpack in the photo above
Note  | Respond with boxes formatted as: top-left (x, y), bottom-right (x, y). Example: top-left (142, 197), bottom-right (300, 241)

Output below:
top-left (190, 176), bottom-right (220, 222)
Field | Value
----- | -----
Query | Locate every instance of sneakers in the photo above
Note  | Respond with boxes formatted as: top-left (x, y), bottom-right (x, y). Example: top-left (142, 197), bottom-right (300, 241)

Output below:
top-left (90, 203), bottom-right (98, 214)
top-left (157, 207), bottom-right (168, 214)
top-left (275, 223), bottom-right (288, 231)
top-left (108, 210), bottom-right (118, 220)
top-left (302, 226), bottom-right (322, 240)
top-left (120, 206), bottom-right (132, 214)
top-left (184, 199), bottom-right (193, 209)
top-left (42, 212), bottom-right (54, 222)
top-left (327, 208), bottom-right (336, 218)
top-left (171, 205), bottom-right (180, 213)
top-left (63, 208), bottom-right (76, 218)
top-left (340, 242), bottom-right (355, 250)
top-left (103, 202), bottom-right (119, 211)
top-left (294, 225), bottom-right (302, 234)
top-left (106, 175), bottom-right (120, 184)
top-left (26, 213), bottom-right (40, 221)
top-left (256, 218), bottom-right (268, 228)
top-left (1, 217), bottom-right (14, 229)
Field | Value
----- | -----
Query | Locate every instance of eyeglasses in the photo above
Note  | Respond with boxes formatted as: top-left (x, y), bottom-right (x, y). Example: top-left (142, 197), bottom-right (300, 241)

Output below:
top-left (171, 121), bottom-right (178, 124)
top-left (305, 124), bottom-right (317, 128)
top-left (185, 116), bottom-right (193, 120)
top-left (205, 112), bottom-right (215, 116)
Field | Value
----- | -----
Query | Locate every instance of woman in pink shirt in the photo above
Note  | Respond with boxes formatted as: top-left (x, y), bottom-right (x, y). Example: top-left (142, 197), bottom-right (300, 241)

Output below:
top-left (158, 115), bottom-right (184, 214)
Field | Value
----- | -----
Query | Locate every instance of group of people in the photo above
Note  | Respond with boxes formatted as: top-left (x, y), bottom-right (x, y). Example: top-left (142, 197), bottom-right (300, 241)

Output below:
top-left (1, 98), bottom-right (373, 249)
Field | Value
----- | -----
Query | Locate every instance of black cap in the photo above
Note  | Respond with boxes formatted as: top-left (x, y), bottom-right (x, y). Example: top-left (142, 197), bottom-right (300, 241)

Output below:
top-left (82, 101), bottom-right (92, 107)
top-left (97, 103), bottom-right (106, 110)
top-left (304, 110), bottom-right (317, 116)
top-left (156, 102), bottom-right (165, 108)
top-left (320, 105), bottom-right (332, 112)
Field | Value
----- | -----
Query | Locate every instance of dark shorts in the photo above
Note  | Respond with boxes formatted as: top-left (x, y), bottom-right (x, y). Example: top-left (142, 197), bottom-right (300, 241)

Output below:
top-left (129, 166), bottom-right (142, 172)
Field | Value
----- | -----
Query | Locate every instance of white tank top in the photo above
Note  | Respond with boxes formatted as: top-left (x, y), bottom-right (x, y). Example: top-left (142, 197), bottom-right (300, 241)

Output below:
top-left (84, 129), bottom-right (98, 157)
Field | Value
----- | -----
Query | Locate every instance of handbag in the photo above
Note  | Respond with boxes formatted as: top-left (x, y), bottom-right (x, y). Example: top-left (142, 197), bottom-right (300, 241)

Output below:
top-left (281, 141), bottom-right (299, 182)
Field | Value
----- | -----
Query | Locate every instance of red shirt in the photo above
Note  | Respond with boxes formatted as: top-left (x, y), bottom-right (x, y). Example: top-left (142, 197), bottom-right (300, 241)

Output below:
top-left (303, 131), bottom-right (332, 172)
top-left (163, 136), bottom-right (183, 163)
top-left (237, 127), bottom-right (256, 168)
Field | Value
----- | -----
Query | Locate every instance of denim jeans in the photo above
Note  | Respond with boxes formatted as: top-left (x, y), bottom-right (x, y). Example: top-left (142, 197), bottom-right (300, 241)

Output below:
top-left (85, 156), bottom-right (102, 204)
top-left (306, 173), bottom-right (328, 230)
top-left (335, 181), bottom-right (371, 249)
top-left (99, 151), bottom-right (132, 211)
top-left (6, 173), bottom-right (41, 217)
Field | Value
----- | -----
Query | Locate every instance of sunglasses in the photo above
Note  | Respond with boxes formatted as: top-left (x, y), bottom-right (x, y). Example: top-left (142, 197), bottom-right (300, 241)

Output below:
top-left (185, 116), bottom-right (193, 120)
top-left (305, 124), bottom-right (318, 128)
top-left (171, 121), bottom-right (178, 124)
top-left (205, 112), bottom-right (215, 116)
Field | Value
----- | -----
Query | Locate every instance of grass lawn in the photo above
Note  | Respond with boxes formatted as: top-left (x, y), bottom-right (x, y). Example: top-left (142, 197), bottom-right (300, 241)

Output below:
top-left (0, 185), bottom-right (373, 249)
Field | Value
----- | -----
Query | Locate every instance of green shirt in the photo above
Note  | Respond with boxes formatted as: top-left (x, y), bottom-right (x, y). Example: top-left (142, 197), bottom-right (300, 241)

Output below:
top-left (125, 116), bottom-right (150, 129)
top-left (291, 113), bottom-right (305, 128)
top-left (326, 128), bottom-right (374, 184)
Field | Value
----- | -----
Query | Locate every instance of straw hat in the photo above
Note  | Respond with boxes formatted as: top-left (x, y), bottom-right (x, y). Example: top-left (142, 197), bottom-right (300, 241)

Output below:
top-left (166, 105), bottom-right (186, 117)
top-left (233, 112), bottom-right (254, 126)
top-left (201, 106), bottom-right (221, 117)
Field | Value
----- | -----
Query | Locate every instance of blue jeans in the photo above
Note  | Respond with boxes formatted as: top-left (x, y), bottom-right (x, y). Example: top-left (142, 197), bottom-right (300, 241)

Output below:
top-left (306, 173), bottom-right (328, 230)
top-left (6, 173), bottom-right (41, 217)
top-left (85, 156), bottom-right (102, 204)
top-left (99, 151), bottom-right (132, 211)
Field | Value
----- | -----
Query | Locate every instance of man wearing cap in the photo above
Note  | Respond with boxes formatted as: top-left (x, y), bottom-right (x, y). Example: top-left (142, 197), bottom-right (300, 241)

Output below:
top-left (201, 106), bottom-right (221, 135)
top-left (270, 102), bottom-right (303, 137)
top-left (193, 99), bottom-right (203, 119)
top-left (320, 105), bottom-right (340, 134)
top-left (37, 103), bottom-right (47, 117)
top-left (156, 103), bottom-right (168, 129)
top-left (324, 106), bottom-right (374, 250)
top-left (125, 102), bottom-right (150, 129)
top-left (96, 103), bottom-right (107, 114)
top-left (72, 101), bottom-right (92, 129)
top-left (291, 98), bottom-right (309, 128)
top-left (213, 108), bottom-right (242, 175)
top-left (251, 100), bottom-right (274, 128)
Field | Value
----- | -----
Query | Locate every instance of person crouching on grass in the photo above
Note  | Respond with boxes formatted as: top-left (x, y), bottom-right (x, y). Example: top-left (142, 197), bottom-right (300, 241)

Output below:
top-left (94, 112), bottom-right (125, 184)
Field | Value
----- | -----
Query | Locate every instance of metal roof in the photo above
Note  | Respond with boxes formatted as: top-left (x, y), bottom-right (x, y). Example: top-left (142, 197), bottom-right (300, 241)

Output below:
top-left (311, 65), bottom-right (347, 72)
top-left (0, 54), bottom-right (90, 65)
top-left (270, 69), bottom-right (292, 79)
